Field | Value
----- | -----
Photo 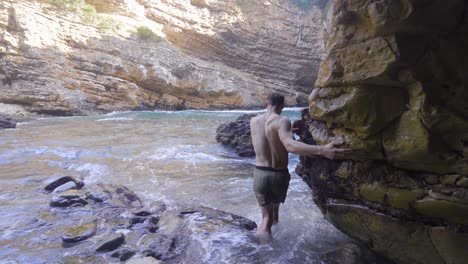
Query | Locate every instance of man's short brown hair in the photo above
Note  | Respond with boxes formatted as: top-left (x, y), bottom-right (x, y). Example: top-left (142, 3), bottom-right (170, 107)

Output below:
top-left (268, 93), bottom-right (285, 107)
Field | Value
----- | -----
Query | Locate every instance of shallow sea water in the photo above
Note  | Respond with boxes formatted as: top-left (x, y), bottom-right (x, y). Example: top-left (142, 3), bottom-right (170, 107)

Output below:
top-left (0, 109), bottom-right (353, 263)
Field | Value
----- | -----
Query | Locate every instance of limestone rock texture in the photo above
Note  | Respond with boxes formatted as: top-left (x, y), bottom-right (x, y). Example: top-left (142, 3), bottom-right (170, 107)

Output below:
top-left (0, 0), bottom-right (325, 117)
top-left (297, 0), bottom-right (468, 263)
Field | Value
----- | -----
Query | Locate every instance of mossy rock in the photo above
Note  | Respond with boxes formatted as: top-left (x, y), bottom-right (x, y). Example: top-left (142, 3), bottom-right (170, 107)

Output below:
top-left (430, 227), bottom-right (468, 264)
top-left (309, 85), bottom-right (404, 138)
top-left (387, 188), bottom-right (425, 210)
top-left (382, 83), bottom-right (467, 175)
top-left (334, 162), bottom-right (353, 179)
top-left (456, 177), bottom-right (468, 188)
top-left (424, 174), bottom-right (440, 185)
top-left (414, 197), bottom-right (468, 225)
top-left (315, 37), bottom-right (399, 88)
top-left (441, 174), bottom-right (460, 186)
top-left (325, 203), bottom-right (444, 264)
top-left (359, 182), bottom-right (388, 203)
top-left (309, 123), bottom-right (385, 161)
top-left (62, 220), bottom-right (97, 243)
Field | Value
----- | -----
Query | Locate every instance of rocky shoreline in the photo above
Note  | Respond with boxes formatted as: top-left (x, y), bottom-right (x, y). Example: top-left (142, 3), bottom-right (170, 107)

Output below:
top-left (6, 176), bottom-right (257, 263)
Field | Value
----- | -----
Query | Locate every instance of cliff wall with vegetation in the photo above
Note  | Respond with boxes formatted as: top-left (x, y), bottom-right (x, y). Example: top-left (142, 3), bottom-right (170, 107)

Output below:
top-left (0, 0), bottom-right (326, 118)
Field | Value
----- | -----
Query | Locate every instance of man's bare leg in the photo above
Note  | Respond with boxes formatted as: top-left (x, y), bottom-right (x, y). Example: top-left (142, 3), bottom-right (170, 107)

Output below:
top-left (257, 204), bottom-right (274, 243)
top-left (273, 203), bottom-right (280, 224)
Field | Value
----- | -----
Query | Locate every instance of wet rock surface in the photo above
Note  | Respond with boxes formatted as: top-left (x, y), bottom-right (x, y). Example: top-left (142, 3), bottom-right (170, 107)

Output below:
top-left (216, 114), bottom-right (256, 157)
top-left (299, 0), bottom-right (468, 263)
top-left (62, 220), bottom-right (98, 244)
top-left (4, 178), bottom-right (259, 263)
top-left (0, 116), bottom-right (16, 129)
top-left (50, 194), bottom-right (88, 207)
top-left (111, 248), bottom-right (136, 262)
top-left (311, 0), bottom-right (468, 175)
top-left (44, 176), bottom-right (84, 193)
top-left (96, 233), bottom-right (125, 252)
top-left (319, 242), bottom-right (387, 264)
top-left (296, 110), bottom-right (468, 264)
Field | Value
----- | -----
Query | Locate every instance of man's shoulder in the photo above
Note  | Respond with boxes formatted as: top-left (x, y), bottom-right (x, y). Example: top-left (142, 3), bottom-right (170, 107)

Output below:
top-left (266, 115), bottom-right (290, 131)
top-left (278, 115), bottom-right (291, 124)
top-left (251, 113), bottom-right (266, 122)
top-left (250, 114), bottom-right (264, 128)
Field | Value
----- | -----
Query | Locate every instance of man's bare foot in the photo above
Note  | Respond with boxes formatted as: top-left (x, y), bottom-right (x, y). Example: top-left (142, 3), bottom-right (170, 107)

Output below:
top-left (256, 230), bottom-right (272, 244)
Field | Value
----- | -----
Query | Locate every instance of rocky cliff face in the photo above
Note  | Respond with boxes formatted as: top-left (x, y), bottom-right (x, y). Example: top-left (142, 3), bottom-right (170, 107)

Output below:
top-left (297, 0), bottom-right (468, 263)
top-left (0, 0), bottom-right (325, 118)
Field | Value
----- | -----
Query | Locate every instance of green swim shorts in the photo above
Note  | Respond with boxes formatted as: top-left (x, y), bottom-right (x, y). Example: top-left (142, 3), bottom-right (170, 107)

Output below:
top-left (253, 166), bottom-right (291, 206)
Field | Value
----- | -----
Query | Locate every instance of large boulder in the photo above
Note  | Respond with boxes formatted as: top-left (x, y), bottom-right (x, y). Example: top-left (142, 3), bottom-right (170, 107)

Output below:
top-left (215, 114), bottom-right (256, 157)
top-left (297, 111), bottom-right (468, 264)
top-left (310, 0), bottom-right (468, 175)
top-left (298, 2), bottom-right (468, 261)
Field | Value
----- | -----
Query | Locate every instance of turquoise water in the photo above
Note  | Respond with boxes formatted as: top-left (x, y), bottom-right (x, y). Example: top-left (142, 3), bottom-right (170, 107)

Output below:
top-left (0, 109), bottom-right (352, 263)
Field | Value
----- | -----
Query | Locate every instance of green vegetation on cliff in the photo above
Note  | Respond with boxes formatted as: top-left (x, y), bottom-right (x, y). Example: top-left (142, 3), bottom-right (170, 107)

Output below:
top-left (136, 26), bottom-right (162, 42)
top-left (48, 0), bottom-right (120, 32)
top-left (49, 0), bottom-right (96, 24)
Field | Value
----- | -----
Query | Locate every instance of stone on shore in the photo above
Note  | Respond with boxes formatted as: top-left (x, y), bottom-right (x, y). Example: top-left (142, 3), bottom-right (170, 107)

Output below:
top-left (62, 220), bottom-right (97, 243)
top-left (0, 116), bottom-right (16, 129)
top-left (95, 233), bottom-right (125, 252)
top-left (44, 176), bottom-right (84, 193)
top-left (50, 194), bottom-right (88, 207)
top-left (215, 113), bottom-right (256, 157)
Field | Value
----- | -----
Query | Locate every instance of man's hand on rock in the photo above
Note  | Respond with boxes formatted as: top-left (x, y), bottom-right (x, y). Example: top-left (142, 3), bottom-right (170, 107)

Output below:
top-left (321, 141), bottom-right (352, 160)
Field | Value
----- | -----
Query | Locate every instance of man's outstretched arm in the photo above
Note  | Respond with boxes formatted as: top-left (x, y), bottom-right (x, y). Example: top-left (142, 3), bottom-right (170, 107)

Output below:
top-left (278, 117), bottom-right (352, 160)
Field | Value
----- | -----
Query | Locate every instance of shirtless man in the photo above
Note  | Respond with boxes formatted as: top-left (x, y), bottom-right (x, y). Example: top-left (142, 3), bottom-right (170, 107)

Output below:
top-left (250, 93), bottom-right (352, 242)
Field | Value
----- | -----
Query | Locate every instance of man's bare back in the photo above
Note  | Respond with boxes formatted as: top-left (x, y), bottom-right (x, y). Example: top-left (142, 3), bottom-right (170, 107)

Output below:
top-left (250, 93), bottom-right (352, 243)
top-left (251, 112), bottom-right (290, 169)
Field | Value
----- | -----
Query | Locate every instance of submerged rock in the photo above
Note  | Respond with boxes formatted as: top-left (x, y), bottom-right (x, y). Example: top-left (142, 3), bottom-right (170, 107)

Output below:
top-left (33, 180), bottom-right (259, 263)
top-left (62, 220), bottom-right (97, 243)
top-left (215, 114), bottom-right (256, 157)
top-left (96, 233), bottom-right (125, 252)
top-left (50, 194), bottom-right (88, 207)
top-left (0, 116), bottom-right (16, 129)
top-left (111, 248), bottom-right (136, 262)
top-left (85, 183), bottom-right (143, 208)
top-left (320, 242), bottom-right (389, 264)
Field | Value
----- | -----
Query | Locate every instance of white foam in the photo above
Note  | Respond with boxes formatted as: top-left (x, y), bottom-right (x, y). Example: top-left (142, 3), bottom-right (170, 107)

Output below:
top-left (64, 163), bottom-right (110, 184)
top-left (147, 145), bottom-right (226, 164)
top-left (184, 212), bottom-right (271, 262)
top-left (16, 121), bottom-right (34, 126)
top-left (96, 117), bottom-right (134, 122)
top-left (36, 115), bottom-right (83, 120)
top-left (0, 146), bottom-right (80, 160)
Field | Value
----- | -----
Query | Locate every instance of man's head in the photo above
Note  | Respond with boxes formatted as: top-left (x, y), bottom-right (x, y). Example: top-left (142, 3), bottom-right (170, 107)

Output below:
top-left (267, 93), bottom-right (285, 112)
